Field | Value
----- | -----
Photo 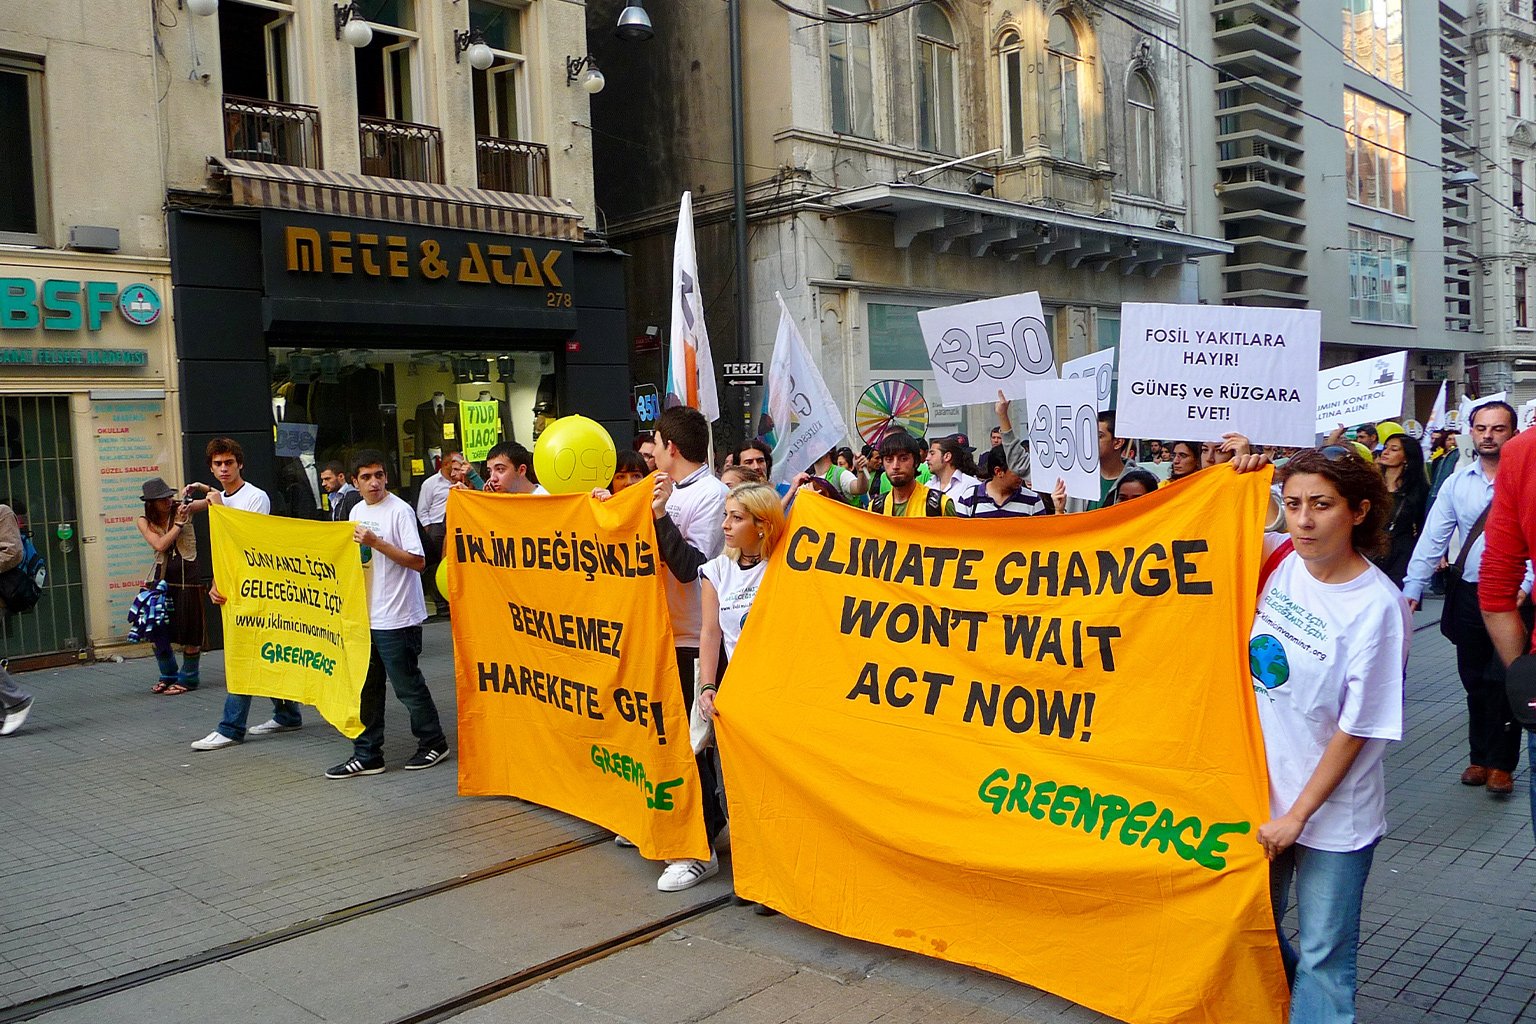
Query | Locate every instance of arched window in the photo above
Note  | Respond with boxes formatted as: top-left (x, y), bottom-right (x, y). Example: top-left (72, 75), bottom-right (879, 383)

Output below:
top-left (828, 0), bottom-right (876, 138)
top-left (1126, 71), bottom-right (1155, 194)
top-left (998, 30), bottom-right (1025, 157)
top-left (915, 5), bottom-right (957, 154)
top-left (1046, 13), bottom-right (1083, 163)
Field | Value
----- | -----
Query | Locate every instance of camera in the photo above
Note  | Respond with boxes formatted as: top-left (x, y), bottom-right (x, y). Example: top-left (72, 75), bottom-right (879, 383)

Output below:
top-left (182, 493), bottom-right (197, 505)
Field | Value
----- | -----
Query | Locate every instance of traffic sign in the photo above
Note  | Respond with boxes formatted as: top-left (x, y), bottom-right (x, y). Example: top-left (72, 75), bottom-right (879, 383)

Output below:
top-left (724, 361), bottom-right (764, 387)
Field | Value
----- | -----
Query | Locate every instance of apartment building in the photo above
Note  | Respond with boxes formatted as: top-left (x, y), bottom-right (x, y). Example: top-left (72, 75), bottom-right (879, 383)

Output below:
top-left (1183, 0), bottom-right (1485, 417)
top-left (1, 0), bottom-right (621, 661)
top-left (588, 0), bottom-right (1231, 448)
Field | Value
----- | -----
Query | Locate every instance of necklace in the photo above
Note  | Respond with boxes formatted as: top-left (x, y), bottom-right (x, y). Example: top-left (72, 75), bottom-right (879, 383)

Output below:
top-left (737, 553), bottom-right (762, 568)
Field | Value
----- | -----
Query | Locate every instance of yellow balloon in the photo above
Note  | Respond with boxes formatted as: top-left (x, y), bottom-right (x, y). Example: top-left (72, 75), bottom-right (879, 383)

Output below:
top-left (532, 415), bottom-right (617, 494)
top-left (435, 558), bottom-right (450, 602)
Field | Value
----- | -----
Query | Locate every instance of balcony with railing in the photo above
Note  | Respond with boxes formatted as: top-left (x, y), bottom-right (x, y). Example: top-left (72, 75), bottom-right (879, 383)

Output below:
top-left (359, 117), bottom-right (444, 184)
top-left (476, 136), bottom-right (551, 196)
top-left (222, 95), bottom-right (322, 168)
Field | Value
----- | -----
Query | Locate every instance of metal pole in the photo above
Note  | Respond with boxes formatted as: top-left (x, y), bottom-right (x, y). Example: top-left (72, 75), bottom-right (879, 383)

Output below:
top-left (728, 0), bottom-right (750, 446)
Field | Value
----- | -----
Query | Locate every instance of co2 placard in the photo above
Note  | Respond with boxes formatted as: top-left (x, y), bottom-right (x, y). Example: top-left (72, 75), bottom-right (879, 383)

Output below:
top-left (1314, 351), bottom-right (1405, 435)
top-left (1061, 348), bottom-right (1117, 412)
top-left (917, 291), bottom-right (1056, 408)
top-left (1023, 377), bottom-right (1100, 502)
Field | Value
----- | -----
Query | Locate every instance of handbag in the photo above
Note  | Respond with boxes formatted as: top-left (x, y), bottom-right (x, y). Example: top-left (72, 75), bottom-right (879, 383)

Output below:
top-left (1440, 505), bottom-right (1492, 646)
top-left (126, 562), bottom-right (174, 643)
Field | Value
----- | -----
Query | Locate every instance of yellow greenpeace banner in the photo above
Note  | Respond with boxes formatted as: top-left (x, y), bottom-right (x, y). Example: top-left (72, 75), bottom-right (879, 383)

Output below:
top-left (717, 468), bottom-right (1287, 1024)
top-left (448, 483), bottom-right (710, 862)
top-left (209, 504), bottom-right (370, 738)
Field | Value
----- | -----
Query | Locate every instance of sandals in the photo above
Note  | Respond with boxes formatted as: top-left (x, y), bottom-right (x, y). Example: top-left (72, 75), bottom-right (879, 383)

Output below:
top-left (151, 680), bottom-right (174, 694)
top-left (162, 683), bottom-right (196, 696)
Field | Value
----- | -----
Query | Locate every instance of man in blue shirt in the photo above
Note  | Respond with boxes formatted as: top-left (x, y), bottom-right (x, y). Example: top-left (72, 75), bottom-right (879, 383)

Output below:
top-left (1404, 401), bottom-right (1525, 795)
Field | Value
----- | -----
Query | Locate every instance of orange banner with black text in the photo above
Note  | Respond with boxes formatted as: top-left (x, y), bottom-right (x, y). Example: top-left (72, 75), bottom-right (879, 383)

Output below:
top-left (716, 468), bottom-right (1287, 1024)
top-left (448, 483), bottom-right (710, 863)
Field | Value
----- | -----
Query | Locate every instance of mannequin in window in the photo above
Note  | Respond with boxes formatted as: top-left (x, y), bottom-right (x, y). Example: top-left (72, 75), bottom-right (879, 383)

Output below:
top-left (274, 390), bottom-right (321, 513)
top-left (415, 391), bottom-right (460, 467)
top-left (476, 389), bottom-right (513, 441)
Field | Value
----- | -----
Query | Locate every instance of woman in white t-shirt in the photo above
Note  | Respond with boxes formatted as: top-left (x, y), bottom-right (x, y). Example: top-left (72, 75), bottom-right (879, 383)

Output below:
top-left (696, 483), bottom-right (785, 723)
top-left (1243, 446), bottom-right (1409, 1024)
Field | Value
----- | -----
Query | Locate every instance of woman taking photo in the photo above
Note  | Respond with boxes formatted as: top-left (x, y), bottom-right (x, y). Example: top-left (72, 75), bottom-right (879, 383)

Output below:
top-left (1371, 433), bottom-right (1428, 589)
top-left (1244, 447), bottom-right (1409, 1023)
top-left (136, 477), bottom-right (206, 694)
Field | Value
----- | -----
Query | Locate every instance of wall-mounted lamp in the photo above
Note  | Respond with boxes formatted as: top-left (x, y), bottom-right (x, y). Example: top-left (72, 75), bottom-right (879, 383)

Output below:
top-left (455, 29), bottom-right (495, 70)
top-left (566, 55), bottom-right (606, 94)
top-left (1445, 170), bottom-right (1481, 186)
top-left (180, 0), bottom-right (218, 16)
top-left (334, 2), bottom-right (373, 48)
top-left (615, 2), bottom-right (654, 41)
top-left (965, 170), bottom-right (996, 195)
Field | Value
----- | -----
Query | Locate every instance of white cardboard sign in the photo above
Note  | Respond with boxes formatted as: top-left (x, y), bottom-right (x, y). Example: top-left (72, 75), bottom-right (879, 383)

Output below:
top-left (1061, 348), bottom-right (1117, 412)
top-left (1315, 351), bottom-right (1407, 434)
top-left (1022, 376), bottom-right (1101, 501)
top-left (917, 291), bottom-right (1056, 407)
top-left (1116, 303), bottom-right (1321, 447)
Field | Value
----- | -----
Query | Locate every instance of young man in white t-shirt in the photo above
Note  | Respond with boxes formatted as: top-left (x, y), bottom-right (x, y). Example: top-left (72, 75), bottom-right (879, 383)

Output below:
top-left (482, 441), bottom-right (548, 495)
top-left (650, 407), bottom-right (729, 891)
top-left (925, 434), bottom-right (981, 504)
top-left (327, 450), bottom-right (449, 778)
top-left (190, 438), bottom-right (306, 751)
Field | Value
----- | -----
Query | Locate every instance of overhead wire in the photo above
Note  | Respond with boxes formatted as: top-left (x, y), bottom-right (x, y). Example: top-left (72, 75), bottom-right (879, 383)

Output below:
top-left (1076, 0), bottom-right (1530, 226)
top-left (766, 0), bottom-right (934, 25)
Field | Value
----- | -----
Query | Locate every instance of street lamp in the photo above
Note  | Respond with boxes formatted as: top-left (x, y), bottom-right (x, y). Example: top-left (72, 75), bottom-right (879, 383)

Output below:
top-left (566, 55), bottom-right (606, 95)
top-left (334, 3), bottom-right (373, 48)
top-left (616, 3), bottom-right (654, 41)
top-left (456, 30), bottom-right (496, 70)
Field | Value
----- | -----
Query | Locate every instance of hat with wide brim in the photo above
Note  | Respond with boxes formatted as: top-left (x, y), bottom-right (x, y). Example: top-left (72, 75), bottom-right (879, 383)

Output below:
top-left (140, 477), bottom-right (177, 502)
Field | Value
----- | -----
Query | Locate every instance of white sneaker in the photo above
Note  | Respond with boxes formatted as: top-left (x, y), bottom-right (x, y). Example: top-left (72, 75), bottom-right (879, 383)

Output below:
top-left (614, 835), bottom-right (637, 849)
top-left (657, 852), bottom-right (718, 892)
top-left (190, 731), bottom-right (238, 751)
top-left (248, 718), bottom-right (301, 736)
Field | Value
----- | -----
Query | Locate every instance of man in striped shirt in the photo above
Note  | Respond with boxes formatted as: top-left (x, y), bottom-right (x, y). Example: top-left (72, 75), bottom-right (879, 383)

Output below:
top-left (954, 444), bottom-right (1048, 518)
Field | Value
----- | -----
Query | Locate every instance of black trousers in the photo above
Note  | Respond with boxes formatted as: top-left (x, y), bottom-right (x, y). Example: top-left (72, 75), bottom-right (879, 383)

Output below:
top-left (1450, 592), bottom-right (1521, 772)
top-left (676, 646), bottom-right (728, 847)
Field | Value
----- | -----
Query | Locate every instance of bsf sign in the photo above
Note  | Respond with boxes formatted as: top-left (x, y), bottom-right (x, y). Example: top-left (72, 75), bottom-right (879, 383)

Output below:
top-left (0, 279), bottom-right (163, 332)
top-left (917, 292), bottom-right (1056, 407)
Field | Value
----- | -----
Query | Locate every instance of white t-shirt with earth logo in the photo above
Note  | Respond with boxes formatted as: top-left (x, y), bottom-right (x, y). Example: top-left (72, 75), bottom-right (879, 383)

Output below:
top-left (1249, 537), bottom-right (1409, 853)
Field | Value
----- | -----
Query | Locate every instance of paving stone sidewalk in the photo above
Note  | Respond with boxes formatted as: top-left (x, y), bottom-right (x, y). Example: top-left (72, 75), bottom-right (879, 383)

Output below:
top-left (3, 605), bottom-right (1536, 1022)
top-left (0, 621), bottom-right (602, 1009)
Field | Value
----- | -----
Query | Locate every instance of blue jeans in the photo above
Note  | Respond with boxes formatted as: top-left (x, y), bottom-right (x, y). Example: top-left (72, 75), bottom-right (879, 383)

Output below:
top-left (353, 626), bottom-right (445, 763)
top-left (218, 692), bottom-right (302, 742)
top-left (1529, 733), bottom-right (1536, 842)
top-left (1269, 840), bottom-right (1376, 1024)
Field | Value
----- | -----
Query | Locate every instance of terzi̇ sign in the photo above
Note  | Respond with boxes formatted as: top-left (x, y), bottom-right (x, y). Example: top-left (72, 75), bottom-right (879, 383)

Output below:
top-left (0, 279), bottom-right (163, 331)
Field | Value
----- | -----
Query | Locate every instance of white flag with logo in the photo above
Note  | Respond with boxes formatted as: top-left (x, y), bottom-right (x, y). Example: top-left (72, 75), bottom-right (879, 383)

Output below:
top-left (665, 192), bottom-right (721, 422)
top-left (1422, 380), bottom-right (1447, 458)
top-left (764, 292), bottom-right (848, 485)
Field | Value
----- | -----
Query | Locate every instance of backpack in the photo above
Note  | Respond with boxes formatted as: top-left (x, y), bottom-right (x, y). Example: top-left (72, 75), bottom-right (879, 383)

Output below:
top-left (126, 579), bottom-right (174, 642)
top-left (870, 488), bottom-right (946, 517)
top-left (0, 530), bottom-right (46, 615)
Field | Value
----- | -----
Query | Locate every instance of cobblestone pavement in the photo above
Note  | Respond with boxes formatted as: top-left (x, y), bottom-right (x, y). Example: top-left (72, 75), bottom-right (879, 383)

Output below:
top-left (2, 607), bottom-right (1535, 1022)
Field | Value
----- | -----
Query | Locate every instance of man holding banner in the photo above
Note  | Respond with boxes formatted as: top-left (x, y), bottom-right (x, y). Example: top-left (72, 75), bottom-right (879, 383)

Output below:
top-left (651, 407), bottom-right (729, 890)
top-left (327, 450), bottom-right (449, 779)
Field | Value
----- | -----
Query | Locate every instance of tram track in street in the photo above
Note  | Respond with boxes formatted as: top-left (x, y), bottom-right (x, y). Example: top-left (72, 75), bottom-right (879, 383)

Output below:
top-left (383, 893), bottom-right (735, 1024)
top-left (0, 832), bottom-right (616, 1024)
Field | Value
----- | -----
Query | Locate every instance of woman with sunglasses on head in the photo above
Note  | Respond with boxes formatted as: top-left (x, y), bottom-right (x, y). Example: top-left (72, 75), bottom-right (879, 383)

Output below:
top-left (1369, 433), bottom-right (1429, 589)
top-left (1237, 445), bottom-right (1409, 1023)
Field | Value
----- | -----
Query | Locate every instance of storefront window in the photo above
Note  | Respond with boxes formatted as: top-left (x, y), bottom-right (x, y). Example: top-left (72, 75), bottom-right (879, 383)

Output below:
top-left (267, 346), bottom-right (555, 512)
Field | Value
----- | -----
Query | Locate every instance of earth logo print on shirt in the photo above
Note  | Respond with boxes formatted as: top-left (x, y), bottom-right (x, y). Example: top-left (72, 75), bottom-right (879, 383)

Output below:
top-left (1249, 635), bottom-right (1290, 690)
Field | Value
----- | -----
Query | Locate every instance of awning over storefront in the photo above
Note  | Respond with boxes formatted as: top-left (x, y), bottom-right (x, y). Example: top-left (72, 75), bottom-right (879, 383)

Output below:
top-left (824, 183), bottom-right (1231, 276)
top-left (208, 157), bottom-right (584, 242)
